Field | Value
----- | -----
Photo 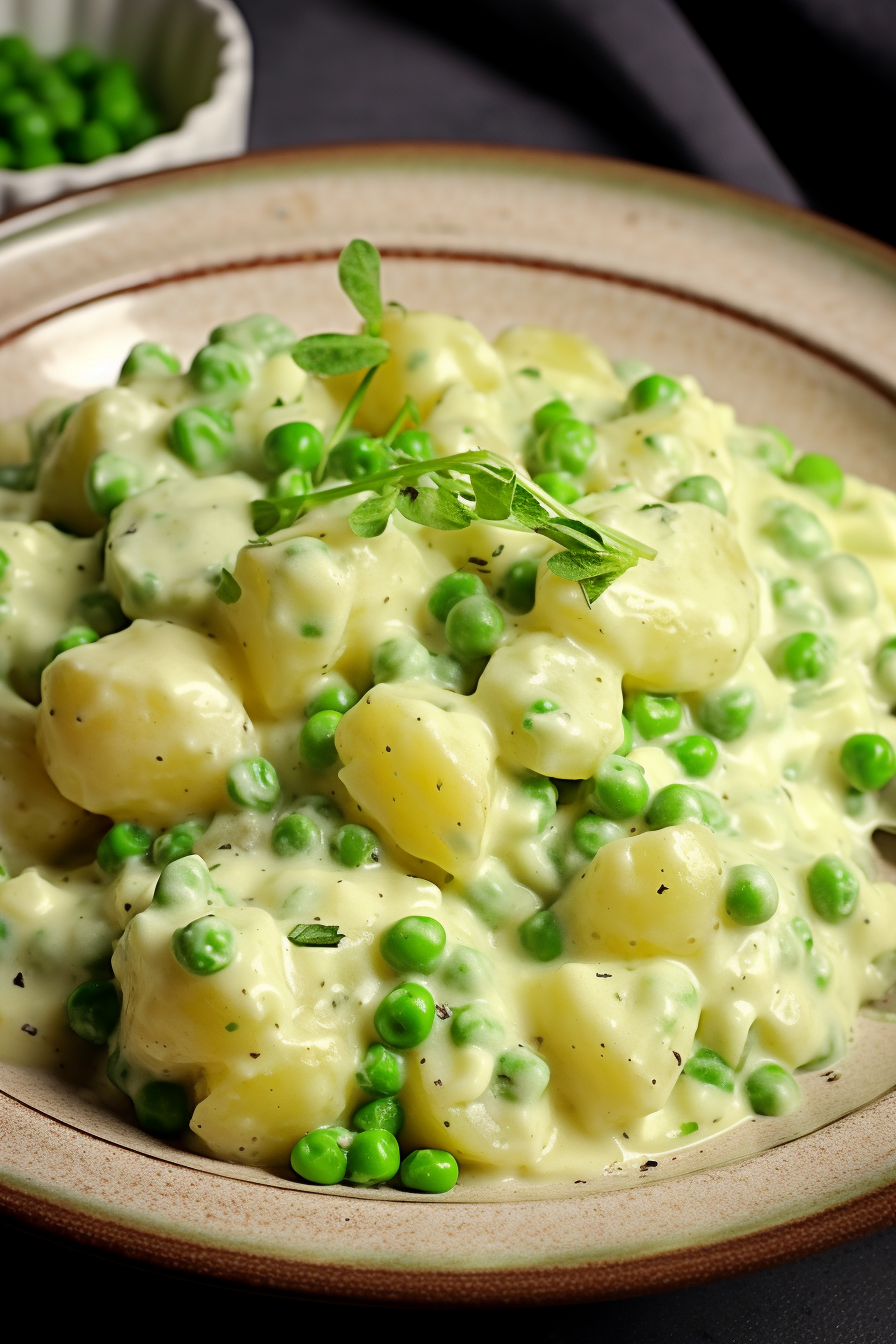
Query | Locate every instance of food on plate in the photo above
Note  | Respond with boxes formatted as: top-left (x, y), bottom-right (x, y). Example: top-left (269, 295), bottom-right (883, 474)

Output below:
top-left (0, 240), bottom-right (894, 1192)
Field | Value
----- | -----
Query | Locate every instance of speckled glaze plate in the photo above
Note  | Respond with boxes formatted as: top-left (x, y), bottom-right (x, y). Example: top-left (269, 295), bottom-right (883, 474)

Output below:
top-left (1, 145), bottom-right (896, 1305)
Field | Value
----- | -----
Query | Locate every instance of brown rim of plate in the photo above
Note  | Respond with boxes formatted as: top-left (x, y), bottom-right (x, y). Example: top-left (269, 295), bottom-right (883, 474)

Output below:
top-left (1, 142), bottom-right (895, 1302)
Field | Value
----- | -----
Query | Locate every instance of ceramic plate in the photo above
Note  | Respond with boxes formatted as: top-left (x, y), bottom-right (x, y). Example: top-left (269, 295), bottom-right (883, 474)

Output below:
top-left (1, 145), bottom-right (895, 1305)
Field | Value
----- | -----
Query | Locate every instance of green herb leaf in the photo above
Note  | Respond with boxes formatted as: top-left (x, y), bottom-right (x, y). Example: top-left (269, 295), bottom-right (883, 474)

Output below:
top-left (216, 568), bottom-right (242, 603)
top-left (510, 481), bottom-right (551, 529)
top-left (350, 488), bottom-right (399, 537)
top-left (288, 923), bottom-right (344, 948)
top-left (468, 460), bottom-right (516, 520)
top-left (546, 549), bottom-right (632, 581)
top-left (292, 333), bottom-right (390, 377)
top-left (247, 537), bottom-right (272, 547)
top-left (395, 483), bottom-right (474, 530)
top-left (252, 497), bottom-right (301, 535)
top-left (338, 239), bottom-right (384, 337)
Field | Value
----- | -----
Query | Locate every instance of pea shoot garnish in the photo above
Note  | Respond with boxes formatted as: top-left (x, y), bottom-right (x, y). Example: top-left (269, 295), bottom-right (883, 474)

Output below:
top-left (253, 240), bottom-right (654, 607)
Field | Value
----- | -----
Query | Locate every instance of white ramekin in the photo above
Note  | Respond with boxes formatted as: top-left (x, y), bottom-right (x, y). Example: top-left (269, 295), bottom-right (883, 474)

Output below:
top-left (0, 0), bottom-right (252, 213)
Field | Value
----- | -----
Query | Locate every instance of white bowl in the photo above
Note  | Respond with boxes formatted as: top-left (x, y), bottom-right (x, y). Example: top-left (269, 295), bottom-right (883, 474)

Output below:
top-left (0, 0), bottom-right (251, 212)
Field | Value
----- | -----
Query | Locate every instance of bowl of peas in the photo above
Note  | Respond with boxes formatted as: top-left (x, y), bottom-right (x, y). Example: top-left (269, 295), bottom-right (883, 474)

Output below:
top-left (0, 0), bottom-right (251, 212)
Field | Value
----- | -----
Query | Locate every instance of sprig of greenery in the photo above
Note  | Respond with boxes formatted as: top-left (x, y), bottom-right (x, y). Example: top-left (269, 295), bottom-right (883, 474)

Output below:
top-left (252, 450), bottom-right (654, 606)
top-left (288, 923), bottom-right (344, 948)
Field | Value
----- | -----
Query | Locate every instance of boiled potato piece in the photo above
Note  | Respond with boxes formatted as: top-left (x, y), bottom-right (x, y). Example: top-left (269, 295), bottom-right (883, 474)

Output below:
top-left (225, 533), bottom-right (354, 716)
top-left (349, 310), bottom-right (505, 432)
top-left (532, 960), bottom-right (699, 1130)
top-left (0, 520), bottom-right (101, 702)
top-left (559, 823), bottom-right (724, 958)
top-left (37, 388), bottom-right (180, 535)
top-left (336, 682), bottom-right (497, 872)
top-left (530, 497), bottom-right (758, 692)
top-left (37, 620), bottom-right (254, 826)
top-left (0, 685), bottom-right (102, 870)
top-left (494, 324), bottom-right (620, 398)
top-left (106, 474), bottom-right (257, 625)
top-left (114, 901), bottom-right (357, 1166)
top-left (474, 632), bottom-right (623, 779)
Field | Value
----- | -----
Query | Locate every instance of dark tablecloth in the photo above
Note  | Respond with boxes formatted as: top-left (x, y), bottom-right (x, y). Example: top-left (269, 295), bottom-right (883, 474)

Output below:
top-left (7, 2), bottom-right (896, 1335)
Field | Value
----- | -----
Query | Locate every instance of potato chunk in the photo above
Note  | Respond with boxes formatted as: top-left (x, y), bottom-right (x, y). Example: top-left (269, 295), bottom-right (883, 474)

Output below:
top-left (474, 632), bottom-right (623, 778)
top-left (336, 682), bottom-right (496, 871)
top-left (37, 620), bottom-right (254, 826)
top-left (225, 534), bottom-right (354, 716)
top-left (531, 498), bottom-right (758, 692)
top-left (531, 960), bottom-right (699, 1130)
top-left (351, 309), bottom-right (505, 432)
top-left (559, 823), bottom-right (724, 958)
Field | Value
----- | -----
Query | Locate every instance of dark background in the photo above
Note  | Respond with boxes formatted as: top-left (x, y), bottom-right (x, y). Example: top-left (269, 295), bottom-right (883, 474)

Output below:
top-left (7, 1), bottom-right (896, 1336)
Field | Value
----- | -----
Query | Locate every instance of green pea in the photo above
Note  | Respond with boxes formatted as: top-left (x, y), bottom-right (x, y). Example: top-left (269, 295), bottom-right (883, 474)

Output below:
top-left (840, 732), bottom-right (896, 791)
top-left (226, 757), bottom-right (280, 811)
top-left (776, 631), bottom-right (834, 683)
top-left (119, 342), bottom-right (180, 381)
top-left (592, 754), bottom-right (649, 820)
top-left (299, 709), bottom-right (343, 770)
top-left (152, 820), bottom-right (206, 868)
top-left (762, 501), bottom-right (831, 561)
top-left (167, 406), bottom-right (234, 472)
top-left (533, 471), bottom-right (582, 505)
top-left (875, 637), bottom-right (896, 702)
top-left (810, 950), bottom-right (832, 989)
top-left (268, 467), bottom-right (311, 499)
top-left (533, 399), bottom-right (572, 433)
top-left (374, 982), bottom-right (435, 1049)
top-left (19, 139), bottom-right (63, 169)
top-left (445, 595), bottom-right (504, 658)
top-left (85, 451), bottom-right (143, 517)
top-left (817, 553), bottom-right (876, 616)
top-left (518, 909), bottom-right (563, 962)
top-left (428, 570), bottom-right (487, 622)
top-left (441, 946), bottom-right (491, 996)
top-left (493, 1046), bottom-right (550, 1103)
top-left (272, 812), bottom-right (321, 857)
top-left (400, 1148), bottom-right (459, 1194)
top-left (669, 474), bottom-right (727, 514)
top-left (725, 863), bottom-right (778, 925)
top-left (0, 137), bottom-right (13, 169)
top-left (57, 45), bottom-right (101, 85)
top-left (189, 341), bottom-right (251, 394)
top-left (304, 684), bottom-right (357, 721)
top-left (668, 734), bottom-right (717, 777)
top-left (0, 36), bottom-right (33, 70)
top-left (345, 1128), bottom-right (401, 1186)
top-left (330, 823), bottom-right (378, 867)
top-left (52, 625), bottom-right (98, 659)
top-left (373, 634), bottom-right (431, 682)
top-left (646, 783), bottom-right (704, 830)
top-left (627, 374), bottom-right (684, 413)
top-left (615, 713), bottom-right (633, 757)
top-left (0, 88), bottom-right (35, 122)
top-left (356, 1042), bottom-right (405, 1096)
top-left (65, 118), bottom-right (120, 162)
top-left (134, 1080), bottom-right (190, 1137)
top-left (450, 1003), bottom-right (503, 1050)
top-left (694, 788), bottom-right (728, 831)
top-left (9, 106), bottom-right (54, 145)
top-left (753, 426), bottom-right (794, 475)
top-left (352, 1096), bottom-right (404, 1135)
top-left (790, 453), bottom-right (843, 506)
top-left (290, 1128), bottom-right (347, 1185)
top-left (152, 854), bottom-right (213, 909)
top-left (97, 822), bottom-right (152, 874)
top-left (791, 915), bottom-right (814, 951)
top-left (76, 589), bottom-right (128, 636)
top-left (630, 691), bottom-right (681, 740)
top-left (502, 558), bottom-right (539, 613)
top-left (392, 428), bottom-right (433, 460)
top-left (807, 854), bottom-right (859, 923)
top-left (463, 872), bottom-right (513, 929)
top-left (328, 433), bottom-right (389, 480)
top-left (531, 418), bottom-right (595, 475)
top-left (172, 915), bottom-right (236, 975)
top-left (381, 916), bottom-right (446, 974)
top-left (120, 106), bottom-right (160, 150)
top-left (0, 548), bottom-right (10, 584)
top-left (520, 776), bottom-right (558, 832)
top-left (91, 67), bottom-right (142, 129)
top-left (745, 1062), bottom-right (800, 1116)
top-left (262, 421), bottom-right (324, 475)
top-left (210, 313), bottom-right (296, 356)
top-left (571, 813), bottom-right (623, 860)
top-left (66, 980), bottom-right (120, 1045)
top-left (682, 1047), bottom-right (734, 1091)
top-left (698, 686), bottom-right (756, 741)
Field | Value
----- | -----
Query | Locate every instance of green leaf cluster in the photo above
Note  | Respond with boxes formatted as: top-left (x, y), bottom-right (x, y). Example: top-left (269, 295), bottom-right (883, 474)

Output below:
top-left (288, 923), bottom-right (344, 948)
